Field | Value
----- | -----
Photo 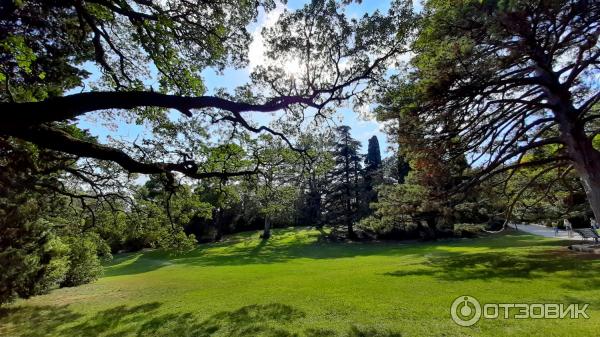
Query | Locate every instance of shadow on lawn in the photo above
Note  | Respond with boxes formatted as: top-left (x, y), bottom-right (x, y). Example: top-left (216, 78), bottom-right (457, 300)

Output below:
top-left (0, 305), bottom-right (83, 337)
top-left (104, 230), bottom-right (579, 277)
top-left (0, 302), bottom-right (401, 337)
top-left (104, 228), bottom-right (416, 276)
top-left (384, 249), bottom-right (600, 287)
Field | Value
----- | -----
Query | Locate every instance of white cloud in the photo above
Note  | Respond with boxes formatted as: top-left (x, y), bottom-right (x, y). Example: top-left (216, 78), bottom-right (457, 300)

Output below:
top-left (248, 3), bottom-right (287, 72)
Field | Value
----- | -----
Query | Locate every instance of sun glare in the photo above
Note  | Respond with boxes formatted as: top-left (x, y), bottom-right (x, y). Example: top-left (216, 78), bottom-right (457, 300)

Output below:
top-left (283, 57), bottom-right (302, 76)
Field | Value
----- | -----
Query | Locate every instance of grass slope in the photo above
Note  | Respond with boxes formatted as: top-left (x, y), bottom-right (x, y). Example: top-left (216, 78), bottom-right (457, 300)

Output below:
top-left (1, 228), bottom-right (600, 336)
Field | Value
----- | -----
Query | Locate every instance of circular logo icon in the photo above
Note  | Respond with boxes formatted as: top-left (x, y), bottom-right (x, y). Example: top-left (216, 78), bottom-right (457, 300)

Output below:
top-left (451, 295), bottom-right (481, 327)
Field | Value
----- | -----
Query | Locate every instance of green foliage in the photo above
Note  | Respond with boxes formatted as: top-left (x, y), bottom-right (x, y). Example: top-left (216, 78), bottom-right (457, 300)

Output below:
top-left (0, 216), bottom-right (71, 305)
top-left (0, 139), bottom-right (71, 305)
top-left (356, 182), bottom-right (426, 238)
top-left (1, 0), bottom-right (278, 99)
top-left (1, 231), bottom-right (69, 305)
top-left (501, 165), bottom-right (588, 224)
top-left (594, 134), bottom-right (600, 151)
top-left (357, 146), bottom-right (493, 239)
top-left (360, 135), bottom-right (384, 218)
top-left (323, 126), bottom-right (363, 237)
top-left (0, 35), bottom-right (38, 79)
top-left (0, 3), bottom-right (91, 103)
top-left (61, 235), bottom-right (104, 287)
top-left (365, 136), bottom-right (382, 170)
top-left (158, 230), bottom-right (198, 254)
top-left (378, 0), bottom-right (600, 226)
top-left (452, 223), bottom-right (485, 238)
top-left (130, 178), bottom-right (211, 251)
top-left (295, 133), bottom-right (335, 227)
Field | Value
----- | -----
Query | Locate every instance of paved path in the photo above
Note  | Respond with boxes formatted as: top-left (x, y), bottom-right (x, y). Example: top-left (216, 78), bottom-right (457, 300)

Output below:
top-left (509, 223), bottom-right (584, 241)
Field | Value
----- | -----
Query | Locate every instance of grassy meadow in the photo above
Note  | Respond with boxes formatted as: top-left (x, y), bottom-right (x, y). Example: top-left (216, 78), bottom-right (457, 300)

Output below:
top-left (1, 228), bottom-right (599, 337)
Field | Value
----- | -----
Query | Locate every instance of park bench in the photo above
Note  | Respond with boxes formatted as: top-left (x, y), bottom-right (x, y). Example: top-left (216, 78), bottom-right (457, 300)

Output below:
top-left (574, 228), bottom-right (600, 243)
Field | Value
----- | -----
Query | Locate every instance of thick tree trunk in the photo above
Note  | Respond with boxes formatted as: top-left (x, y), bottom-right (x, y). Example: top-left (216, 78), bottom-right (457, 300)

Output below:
top-left (552, 91), bottom-right (600, 222)
top-left (579, 168), bottom-right (600, 221)
top-left (563, 130), bottom-right (600, 221)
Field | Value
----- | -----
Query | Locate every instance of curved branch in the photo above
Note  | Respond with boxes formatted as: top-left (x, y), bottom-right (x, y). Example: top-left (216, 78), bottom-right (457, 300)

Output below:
top-left (9, 124), bottom-right (260, 180)
top-left (1, 91), bottom-right (323, 131)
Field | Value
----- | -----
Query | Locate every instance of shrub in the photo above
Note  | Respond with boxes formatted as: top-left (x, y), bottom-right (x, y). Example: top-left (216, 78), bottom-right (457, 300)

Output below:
top-left (356, 215), bottom-right (419, 240)
top-left (61, 236), bottom-right (104, 287)
top-left (453, 223), bottom-right (485, 238)
top-left (0, 219), bottom-right (70, 305)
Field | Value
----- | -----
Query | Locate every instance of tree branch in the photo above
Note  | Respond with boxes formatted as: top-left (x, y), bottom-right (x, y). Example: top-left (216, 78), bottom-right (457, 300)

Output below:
top-left (9, 124), bottom-right (260, 180)
top-left (0, 91), bottom-right (329, 131)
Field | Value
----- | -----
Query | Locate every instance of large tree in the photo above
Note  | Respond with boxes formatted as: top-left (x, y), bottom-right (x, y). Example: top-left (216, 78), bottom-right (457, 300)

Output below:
top-left (379, 0), bottom-right (600, 220)
top-left (253, 135), bottom-right (301, 239)
top-left (296, 132), bottom-right (334, 227)
top-left (323, 125), bottom-right (362, 238)
top-left (360, 135), bottom-right (383, 216)
top-left (1, 0), bottom-right (415, 189)
top-left (365, 136), bottom-right (382, 171)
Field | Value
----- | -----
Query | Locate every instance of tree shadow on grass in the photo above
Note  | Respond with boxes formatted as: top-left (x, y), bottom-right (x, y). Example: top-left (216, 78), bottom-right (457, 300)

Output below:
top-left (103, 230), bottom-right (419, 277)
top-left (384, 249), bottom-right (600, 287)
top-left (0, 305), bottom-right (83, 337)
top-left (136, 303), bottom-right (402, 337)
top-left (104, 230), bottom-right (577, 277)
top-left (64, 302), bottom-right (162, 337)
top-left (0, 302), bottom-right (162, 337)
top-left (1, 302), bottom-right (402, 337)
top-left (137, 303), bottom-right (304, 337)
top-left (304, 326), bottom-right (402, 337)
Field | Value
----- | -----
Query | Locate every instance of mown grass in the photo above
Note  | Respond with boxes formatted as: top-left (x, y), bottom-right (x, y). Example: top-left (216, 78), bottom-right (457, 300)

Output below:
top-left (1, 228), bottom-right (600, 336)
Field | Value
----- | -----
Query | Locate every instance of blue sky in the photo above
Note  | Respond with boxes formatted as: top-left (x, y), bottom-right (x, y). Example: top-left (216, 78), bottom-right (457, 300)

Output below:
top-left (200, 0), bottom-right (400, 154)
top-left (77, 0), bottom-right (413, 156)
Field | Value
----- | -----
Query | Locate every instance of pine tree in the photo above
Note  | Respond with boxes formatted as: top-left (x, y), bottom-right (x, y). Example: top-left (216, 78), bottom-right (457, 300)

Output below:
top-left (365, 136), bottom-right (382, 171)
top-left (361, 136), bottom-right (384, 217)
top-left (324, 126), bottom-right (362, 238)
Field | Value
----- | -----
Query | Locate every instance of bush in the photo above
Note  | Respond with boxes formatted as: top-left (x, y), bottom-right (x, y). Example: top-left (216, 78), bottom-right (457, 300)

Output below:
top-left (0, 219), bottom-right (70, 305)
top-left (453, 223), bottom-right (485, 238)
top-left (61, 236), bottom-right (105, 287)
top-left (356, 215), bottom-right (419, 240)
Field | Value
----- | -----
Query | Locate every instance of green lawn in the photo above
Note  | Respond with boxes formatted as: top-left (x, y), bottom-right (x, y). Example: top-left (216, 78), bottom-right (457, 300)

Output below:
top-left (1, 228), bottom-right (600, 337)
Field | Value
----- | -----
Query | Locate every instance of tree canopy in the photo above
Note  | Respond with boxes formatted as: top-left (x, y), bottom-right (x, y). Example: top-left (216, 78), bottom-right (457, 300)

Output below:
top-left (1, 0), bottom-right (415, 189)
top-left (378, 0), bottom-right (600, 220)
